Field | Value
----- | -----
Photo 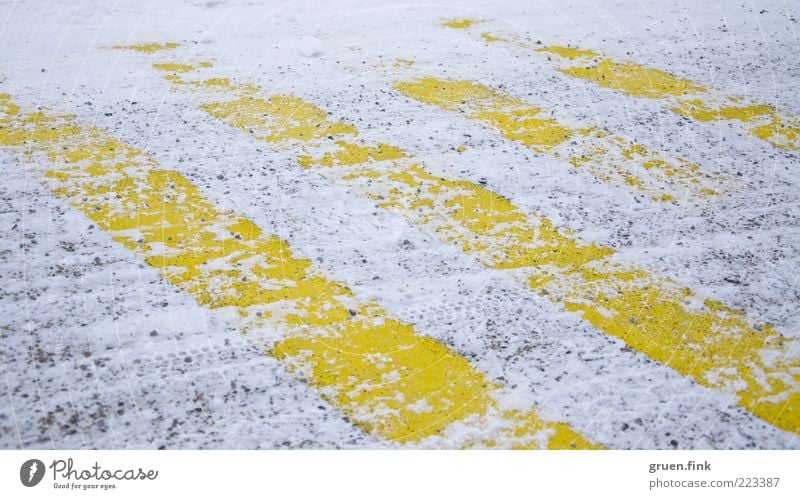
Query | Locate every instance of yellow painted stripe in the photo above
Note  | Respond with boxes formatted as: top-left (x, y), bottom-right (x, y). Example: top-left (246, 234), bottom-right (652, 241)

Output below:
top-left (393, 77), bottom-right (725, 203)
top-left (128, 56), bottom-right (799, 435)
top-left (110, 41), bottom-right (180, 53)
top-left (0, 92), bottom-right (597, 449)
top-left (443, 18), bottom-right (800, 151)
top-left (443, 18), bottom-right (477, 29)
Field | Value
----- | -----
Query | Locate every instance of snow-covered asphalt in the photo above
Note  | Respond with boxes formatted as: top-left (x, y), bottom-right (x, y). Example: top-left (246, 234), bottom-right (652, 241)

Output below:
top-left (1, 0), bottom-right (799, 449)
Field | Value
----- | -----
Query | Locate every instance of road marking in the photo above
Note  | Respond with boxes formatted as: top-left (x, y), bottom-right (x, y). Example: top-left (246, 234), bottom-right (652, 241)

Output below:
top-left (393, 77), bottom-right (726, 204)
top-left (443, 18), bottom-right (477, 29)
top-left (118, 53), bottom-right (800, 435)
top-left (0, 92), bottom-right (598, 449)
top-left (443, 18), bottom-right (800, 151)
top-left (110, 42), bottom-right (180, 53)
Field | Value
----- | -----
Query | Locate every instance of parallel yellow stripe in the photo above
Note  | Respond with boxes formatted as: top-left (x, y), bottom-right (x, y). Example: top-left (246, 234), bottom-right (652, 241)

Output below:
top-left (393, 77), bottom-right (726, 204)
top-left (0, 92), bottom-right (597, 449)
top-left (127, 54), bottom-right (799, 435)
top-left (110, 41), bottom-right (180, 53)
top-left (443, 18), bottom-right (800, 151)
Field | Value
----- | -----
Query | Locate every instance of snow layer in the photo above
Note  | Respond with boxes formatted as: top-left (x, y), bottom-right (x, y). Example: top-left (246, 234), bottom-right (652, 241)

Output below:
top-left (1, 0), bottom-right (799, 449)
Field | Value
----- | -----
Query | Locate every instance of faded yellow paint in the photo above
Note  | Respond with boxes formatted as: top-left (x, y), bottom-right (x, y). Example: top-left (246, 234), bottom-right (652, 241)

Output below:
top-left (298, 141), bottom-right (406, 169)
top-left (537, 45), bottom-right (599, 60)
top-left (271, 305), bottom-right (598, 447)
top-left (394, 78), bottom-right (573, 152)
top-left (550, 52), bottom-right (800, 149)
top-left (111, 41), bottom-right (179, 53)
top-left (0, 94), bottom-right (597, 449)
top-left (0, 93), bottom-right (20, 116)
top-left (158, 70), bottom-right (261, 95)
top-left (201, 95), bottom-right (358, 143)
top-left (466, 410), bottom-right (601, 449)
top-left (671, 99), bottom-right (800, 149)
top-left (393, 58), bottom-right (415, 68)
top-left (442, 21), bottom-right (800, 150)
top-left (672, 100), bottom-right (773, 122)
top-left (481, 33), bottom-right (507, 43)
top-left (558, 59), bottom-right (707, 98)
top-left (152, 62), bottom-right (200, 73)
top-left (442, 18), bottom-right (477, 29)
top-left (394, 77), bottom-right (726, 202)
top-left (531, 260), bottom-right (799, 435)
top-left (124, 54), bottom-right (800, 434)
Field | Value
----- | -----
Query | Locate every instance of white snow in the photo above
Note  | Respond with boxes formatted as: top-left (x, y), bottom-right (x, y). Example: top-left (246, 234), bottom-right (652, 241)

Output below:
top-left (0, 0), bottom-right (798, 450)
top-left (299, 36), bottom-right (324, 57)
